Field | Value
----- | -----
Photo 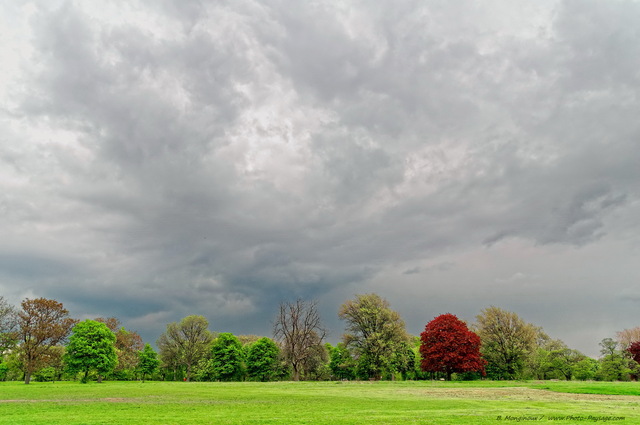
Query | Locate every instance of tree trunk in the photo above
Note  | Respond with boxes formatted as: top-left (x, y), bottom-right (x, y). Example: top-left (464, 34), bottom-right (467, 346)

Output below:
top-left (24, 372), bottom-right (32, 385)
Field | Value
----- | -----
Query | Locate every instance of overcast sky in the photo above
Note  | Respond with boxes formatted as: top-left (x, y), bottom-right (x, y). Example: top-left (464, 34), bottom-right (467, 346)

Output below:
top-left (1, 0), bottom-right (639, 357)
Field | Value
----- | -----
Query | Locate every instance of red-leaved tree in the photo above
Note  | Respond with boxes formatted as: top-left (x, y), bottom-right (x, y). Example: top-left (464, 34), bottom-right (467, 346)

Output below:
top-left (628, 341), bottom-right (640, 363)
top-left (420, 313), bottom-right (486, 380)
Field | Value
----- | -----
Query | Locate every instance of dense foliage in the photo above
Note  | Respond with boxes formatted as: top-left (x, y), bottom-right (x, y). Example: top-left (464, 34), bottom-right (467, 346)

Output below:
top-left (339, 293), bottom-right (410, 380)
top-left (420, 314), bottom-right (486, 380)
top-left (17, 298), bottom-right (77, 384)
top-left (64, 320), bottom-right (118, 383)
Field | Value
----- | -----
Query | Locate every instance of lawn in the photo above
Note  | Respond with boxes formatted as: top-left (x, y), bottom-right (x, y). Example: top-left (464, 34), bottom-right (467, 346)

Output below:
top-left (0, 380), bottom-right (638, 425)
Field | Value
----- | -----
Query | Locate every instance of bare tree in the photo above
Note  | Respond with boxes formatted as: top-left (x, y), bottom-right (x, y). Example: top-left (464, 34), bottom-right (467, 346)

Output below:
top-left (0, 296), bottom-right (18, 355)
top-left (273, 299), bottom-right (326, 381)
top-left (616, 327), bottom-right (640, 351)
top-left (17, 298), bottom-right (77, 384)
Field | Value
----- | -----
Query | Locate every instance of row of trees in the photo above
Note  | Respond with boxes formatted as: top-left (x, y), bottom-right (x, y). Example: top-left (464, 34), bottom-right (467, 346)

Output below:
top-left (0, 297), bottom-right (159, 383)
top-left (2, 294), bottom-right (640, 383)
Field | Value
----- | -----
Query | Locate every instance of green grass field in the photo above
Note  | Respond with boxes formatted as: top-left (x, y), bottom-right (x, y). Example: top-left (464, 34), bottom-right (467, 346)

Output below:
top-left (1, 380), bottom-right (638, 425)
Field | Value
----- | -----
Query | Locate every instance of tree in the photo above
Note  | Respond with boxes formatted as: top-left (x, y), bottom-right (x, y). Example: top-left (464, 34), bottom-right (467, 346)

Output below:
top-left (138, 343), bottom-right (159, 382)
top-left (64, 320), bottom-right (117, 383)
top-left (474, 306), bottom-right (537, 380)
top-left (573, 358), bottom-right (599, 381)
top-left (113, 327), bottom-right (144, 379)
top-left (209, 333), bottom-right (245, 381)
top-left (420, 314), bottom-right (486, 381)
top-left (628, 341), bottom-right (640, 364)
top-left (17, 298), bottom-right (76, 384)
top-left (246, 337), bottom-right (280, 382)
top-left (157, 315), bottom-right (213, 382)
top-left (95, 317), bottom-right (144, 379)
top-left (616, 327), bottom-right (640, 351)
top-left (0, 296), bottom-right (18, 356)
top-left (299, 334), bottom-right (330, 381)
top-left (328, 343), bottom-right (356, 380)
top-left (596, 338), bottom-right (631, 381)
top-left (273, 299), bottom-right (326, 381)
top-left (338, 293), bottom-right (410, 380)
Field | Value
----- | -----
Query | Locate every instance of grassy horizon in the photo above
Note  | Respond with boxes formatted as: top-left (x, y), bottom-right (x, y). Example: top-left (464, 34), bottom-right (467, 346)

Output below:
top-left (1, 380), bottom-right (638, 424)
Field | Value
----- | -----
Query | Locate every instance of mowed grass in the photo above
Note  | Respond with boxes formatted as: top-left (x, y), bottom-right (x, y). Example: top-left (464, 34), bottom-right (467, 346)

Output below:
top-left (1, 380), bottom-right (638, 425)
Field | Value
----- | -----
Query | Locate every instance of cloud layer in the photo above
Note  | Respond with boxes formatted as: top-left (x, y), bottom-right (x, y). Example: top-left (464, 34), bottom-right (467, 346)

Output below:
top-left (2, 0), bottom-right (639, 356)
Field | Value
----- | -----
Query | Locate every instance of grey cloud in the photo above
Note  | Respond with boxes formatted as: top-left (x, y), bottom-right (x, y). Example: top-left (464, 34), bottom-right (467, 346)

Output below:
top-left (2, 0), bottom-right (640, 353)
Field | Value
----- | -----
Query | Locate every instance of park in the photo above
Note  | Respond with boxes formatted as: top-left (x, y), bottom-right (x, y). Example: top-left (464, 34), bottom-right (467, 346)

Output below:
top-left (1, 380), bottom-right (638, 424)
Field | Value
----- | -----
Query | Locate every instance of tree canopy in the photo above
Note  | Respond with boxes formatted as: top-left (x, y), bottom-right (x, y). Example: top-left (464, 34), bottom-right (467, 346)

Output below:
top-left (157, 315), bottom-right (213, 382)
top-left (17, 298), bottom-right (76, 384)
top-left (209, 333), bottom-right (245, 381)
top-left (64, 319), bottom-right (118, 383)
top-left (420, 313), bottom-right (485, 380)
top-left (339, 293), bottom-right (409, 380)
top-left (138, 343), bottom-right (160, 382)
top-left (246, 337), bottom-right (280, 382)
top-left (474, 306), bottom-right (537, 379)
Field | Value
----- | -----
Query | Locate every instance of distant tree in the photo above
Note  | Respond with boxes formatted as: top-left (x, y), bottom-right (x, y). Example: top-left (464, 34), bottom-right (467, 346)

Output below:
top-left (64, 320), bottom-right (118, 383)
top-left (339, 293), bottom-right (410, 380)
top-left (157, 315), bottom-right (213, 382)
top-left (616, 327), bottom-right (640, 351)
top-left (628, 341), bottom-right (640, 364)
top-left (0, 296), bottom-right (18, 356)
top-left (95, 317), bottom-right (121, 333)
top-left (300, 334), bottom-right (330, 381)
top-left (95, 317), bottom-right (145, 379)
top-left (273, 299), bottom-right (326, 381)
top-left (237, 335), bottom-right (262, 347)
top-left (209, 333), bottom-right (245, 381)
top-left (474, 306), bottom-right (537, 379)
top-left (528, 336), bottom-right (585, 381)
top-left (246, 337), bottom-right (280, 382)
top-left (114, 328), bottom-right (144, 378)
top-left (17, 298), bottom-right (76, 384)
top-left (573, 357), bottom-right (599, 381)
top-left (390, 340), bottom-right (417, 381)
top-left (420, 314), bottom-right (486, 381)
top-left (328, 342), bottom-right (356, 380)
top-left (599, 338), bottom-right (618, 357)
top-left (596, 338), bottom-right (632, 381)
top-left (138, 343), bottom-right (159, 382)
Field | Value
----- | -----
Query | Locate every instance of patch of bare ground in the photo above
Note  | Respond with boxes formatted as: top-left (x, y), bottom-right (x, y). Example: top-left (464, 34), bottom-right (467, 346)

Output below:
top-left (406, 387), bottom-right (640, 402)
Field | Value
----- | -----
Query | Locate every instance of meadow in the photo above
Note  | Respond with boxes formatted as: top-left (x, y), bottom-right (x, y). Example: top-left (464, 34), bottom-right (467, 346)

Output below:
top-left (0, 380), bottom-right (638, 425)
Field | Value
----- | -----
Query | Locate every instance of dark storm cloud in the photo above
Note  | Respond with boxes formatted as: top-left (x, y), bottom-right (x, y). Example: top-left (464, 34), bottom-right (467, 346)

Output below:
top-left (1, 0), bottom-right (640, 354)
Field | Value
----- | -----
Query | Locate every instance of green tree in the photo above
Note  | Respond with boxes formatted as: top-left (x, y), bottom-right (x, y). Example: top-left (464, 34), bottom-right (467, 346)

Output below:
top-left (138, 343), bottom-right (159, 382)
top-left (64, 320), bottom-right (117, 383)
top-left (209, 333), bottom-right (245, 381)
top-left (573, 358), bottom-right (599, 381)
top-left (328, 342), bottom-right (356, 380)
top-left (17, 298), bottom-right (77, 384)
top-left (246, 337), bottom-right (280, 382)
top-left (596, 338), bottom-right (631, 381)
top-left (474, 306), bottom-right (537, 380)
top-left (157, 315), bottom-right (213, 382)
top-left (339, 293), bottom-right (410, 380)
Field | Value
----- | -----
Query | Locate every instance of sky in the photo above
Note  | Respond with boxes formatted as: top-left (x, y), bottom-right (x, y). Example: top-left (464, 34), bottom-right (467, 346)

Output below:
top-left (1, 0), bottom-right (639, 358)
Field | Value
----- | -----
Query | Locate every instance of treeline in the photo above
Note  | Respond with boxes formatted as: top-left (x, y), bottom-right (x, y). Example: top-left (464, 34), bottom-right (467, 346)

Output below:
top-left (1, 294), bottom-right (639, 384)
